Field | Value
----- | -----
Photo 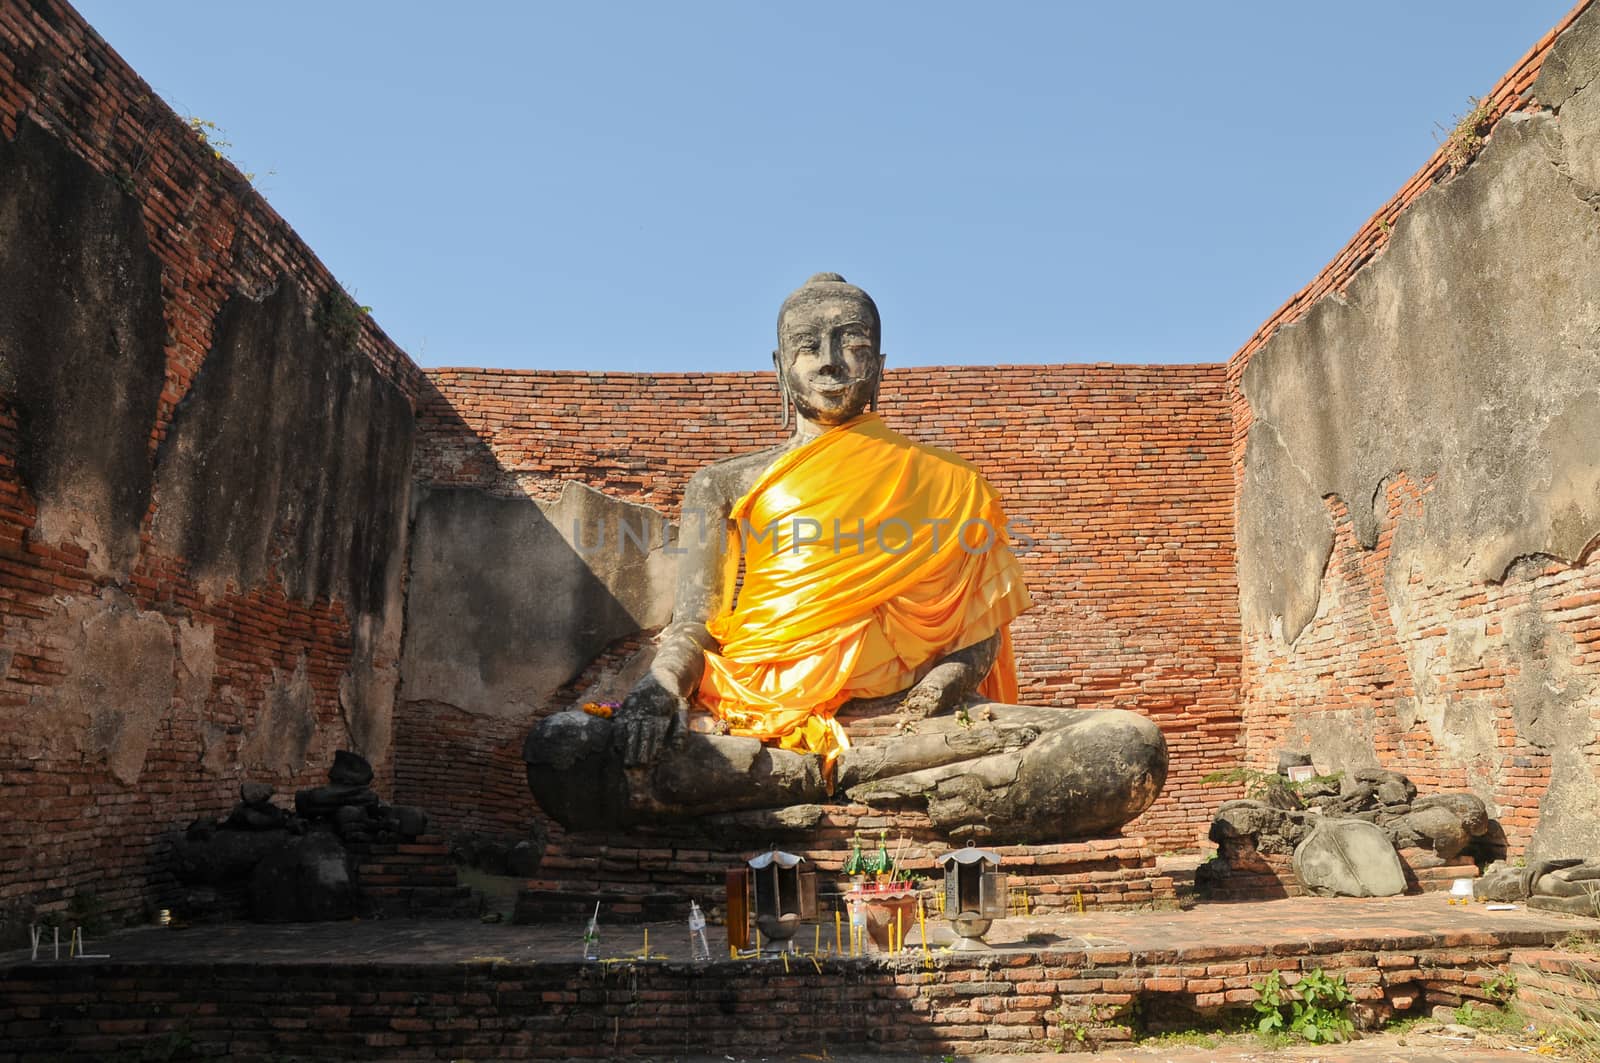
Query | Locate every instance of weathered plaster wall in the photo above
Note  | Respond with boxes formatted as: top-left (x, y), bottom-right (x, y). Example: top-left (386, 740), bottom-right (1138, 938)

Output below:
top-left (0, 0), bottom-right (423, 937)
top-left (406, 365), bottom-right (1241, 852)
top-left (1233, 3), bottom-right (1600, 857)
top-left (400, 483), bottom-right (675, 719)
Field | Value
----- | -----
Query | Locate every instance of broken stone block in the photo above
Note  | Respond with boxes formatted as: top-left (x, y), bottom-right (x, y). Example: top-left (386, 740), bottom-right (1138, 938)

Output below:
top-left (249, 831), bottom-right (359, 923)
top-left (329, 749), bottom-right (374, 787)
top-left (1293, 820), bottom-right (1407, 898)
top-left (1353, 768), bottom-right (1417, 807)
top-left (294, 784), bottom-right (380, 820)
top-left (1209, 799), bottom-right (1315, 857)
top-left (240, 781), bottom-right (274, 806)
top-left (172, 828), bottom-right (291, 886)
top-left (394, 806), bottom-right (428, 839)
top-left (223, 802), bottom-right (289, 832)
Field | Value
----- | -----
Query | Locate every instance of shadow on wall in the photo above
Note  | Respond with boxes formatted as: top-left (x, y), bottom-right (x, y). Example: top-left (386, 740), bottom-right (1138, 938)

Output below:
top-left (0, 120), bottom-right (168, 576)
top-left (0, 108), bottom-right (419, 939)
top-left (398, 484), bottom-right (675, 721)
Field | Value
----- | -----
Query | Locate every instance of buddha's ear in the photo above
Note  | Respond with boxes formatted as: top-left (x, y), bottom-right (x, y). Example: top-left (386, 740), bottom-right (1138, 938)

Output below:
top-left (772, 349), bottom-right (791, 429)
top-left (870, 351), bottom-right (886, 411)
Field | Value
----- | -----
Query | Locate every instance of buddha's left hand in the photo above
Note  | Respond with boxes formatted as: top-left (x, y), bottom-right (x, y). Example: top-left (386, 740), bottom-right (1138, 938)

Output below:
top-left (900, 634), bottom-right (1001, 717)
top-left (615, 675), bottom-right (687, 766)
top-left (900, 671), bottom-right (968, 717)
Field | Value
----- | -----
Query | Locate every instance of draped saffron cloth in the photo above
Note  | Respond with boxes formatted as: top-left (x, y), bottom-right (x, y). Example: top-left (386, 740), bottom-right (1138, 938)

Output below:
top-left (695, 412), bottom-right (1033, 778)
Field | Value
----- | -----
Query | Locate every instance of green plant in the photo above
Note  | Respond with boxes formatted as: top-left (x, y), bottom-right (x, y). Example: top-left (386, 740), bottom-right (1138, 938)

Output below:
top-left (1201, 767), bottom-right (1342, 802)
top-left (1485, 970), bottom-right (1519, 1003)
top-left (1251, 968), bottom-right (1354, 1044)
top-left (1043, 1010), bottom-right (1089, 1051)
top-left (1563, 932), bottom-right (1600, 953)
top-left (1139, 1029), bottom-right (1222, 1049)
top-left (1436, 96), bottom-right (1494, 172)
top-left (1519, 956), bottom-right (1600, 1062)
top-left (1453, 1000), bottom-right (1523, 1033)
top-left (183, 115), bottom-right (274, 184)
top-left (314, 286), bottom-right (370, 349)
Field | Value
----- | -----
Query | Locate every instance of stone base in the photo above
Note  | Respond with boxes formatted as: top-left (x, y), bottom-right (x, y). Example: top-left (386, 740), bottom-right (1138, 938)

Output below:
top-left (1198, 848), bottom-right (1478, 901)
top-left (516, 830), bottom-right (1173, 923)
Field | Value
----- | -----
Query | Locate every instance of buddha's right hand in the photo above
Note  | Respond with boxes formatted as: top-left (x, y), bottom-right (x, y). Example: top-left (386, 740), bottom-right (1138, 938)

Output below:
top-left (615, 674), bottom-right (687, 767)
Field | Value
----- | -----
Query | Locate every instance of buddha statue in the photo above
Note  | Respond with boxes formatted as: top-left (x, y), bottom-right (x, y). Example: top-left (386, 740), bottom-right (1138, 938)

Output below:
top-left (524, 274), bottom-right (1167, 843)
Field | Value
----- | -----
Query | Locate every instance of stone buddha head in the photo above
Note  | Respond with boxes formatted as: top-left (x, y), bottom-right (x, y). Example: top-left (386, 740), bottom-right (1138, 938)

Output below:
top-left (773, 273), bottom-right (885, 428)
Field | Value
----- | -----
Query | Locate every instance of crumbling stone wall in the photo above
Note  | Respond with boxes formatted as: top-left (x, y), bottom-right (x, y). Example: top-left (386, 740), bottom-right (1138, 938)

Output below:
top-left (1232, 2), bottom-right (1600, 858)
top-left (0, 0), bottom-right (423, 937)
top-left (408, 365), bottom-right (1242, 852)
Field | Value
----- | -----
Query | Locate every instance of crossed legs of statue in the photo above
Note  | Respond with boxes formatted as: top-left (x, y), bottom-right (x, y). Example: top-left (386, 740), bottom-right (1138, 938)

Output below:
top-left (526, 698), bottom-right (1166, 844)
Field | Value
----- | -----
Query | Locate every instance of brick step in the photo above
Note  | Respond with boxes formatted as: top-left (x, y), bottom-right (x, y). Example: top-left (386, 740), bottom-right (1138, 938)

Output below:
top-left (1512, 948), bottom-right (1600, 1026)
top-left (1199, 851), bottom-right (1478, 901)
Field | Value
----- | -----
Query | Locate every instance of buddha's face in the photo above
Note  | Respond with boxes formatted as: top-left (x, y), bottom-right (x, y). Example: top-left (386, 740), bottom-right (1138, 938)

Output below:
top-left (775, 291), bottom-right (884, 427)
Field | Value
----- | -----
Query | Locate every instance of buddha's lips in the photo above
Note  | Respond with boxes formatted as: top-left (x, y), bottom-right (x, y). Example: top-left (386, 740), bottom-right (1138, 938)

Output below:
top-left (807, 378), bottom-right (870, 395)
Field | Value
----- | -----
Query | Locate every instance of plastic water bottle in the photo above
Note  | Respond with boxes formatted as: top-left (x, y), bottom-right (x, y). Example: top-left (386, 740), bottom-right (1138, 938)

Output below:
top-left (582, 902), bottom-right (600, 961)
top-left (688, 901), bottom-right (710, 961)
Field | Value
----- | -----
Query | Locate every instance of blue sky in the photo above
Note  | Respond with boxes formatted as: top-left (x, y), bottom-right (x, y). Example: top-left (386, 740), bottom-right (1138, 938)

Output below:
top-left (75, 1), bottom-right (1574, 371)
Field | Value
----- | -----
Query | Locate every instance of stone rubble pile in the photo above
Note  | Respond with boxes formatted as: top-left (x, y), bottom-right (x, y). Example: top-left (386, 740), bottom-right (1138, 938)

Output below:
top-left (1200, 763), bottom-right (1491, 898)
top-left (171, 750), bottom-right (431, 922)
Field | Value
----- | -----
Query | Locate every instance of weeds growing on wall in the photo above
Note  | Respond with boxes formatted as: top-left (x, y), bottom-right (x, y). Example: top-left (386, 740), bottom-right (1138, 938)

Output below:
top-left (1200, 767), bottom-right (1342, 802)
top-left (1525, 943), bottom-right (1600, 1062)
top-left (315, 287), bottom-right (372, 350)
top-left (1251, 968), bottom-right (1355, 1044)
top-left (1436, 96), bottom-right (1495, 173)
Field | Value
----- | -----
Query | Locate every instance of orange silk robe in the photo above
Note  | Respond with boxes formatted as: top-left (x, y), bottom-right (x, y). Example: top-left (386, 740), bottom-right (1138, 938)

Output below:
top-left (695, 412), bottom-right (1033, 777)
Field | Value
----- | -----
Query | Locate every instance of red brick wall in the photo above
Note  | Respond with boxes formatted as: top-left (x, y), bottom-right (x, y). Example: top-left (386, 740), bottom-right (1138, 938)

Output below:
top-left (0, 0), bottom-right (425, 935)
top-left (413, 364), bottom-right (1242, 851)
top-left (1225, 1), bottom-right (1598, 853)
top-left (0, 925), bottom-right (1554, 1058)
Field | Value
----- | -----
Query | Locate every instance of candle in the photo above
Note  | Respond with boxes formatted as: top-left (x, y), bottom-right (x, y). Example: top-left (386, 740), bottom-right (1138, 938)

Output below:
top-left (918, 901), bottom-right (928, 954)
top-left (834, 909), bottom-right (843, 954)
top-left (729, 945), bottom-right (737, 960)
top-left (755, 927), bottom-right (762, 953)
top-left (897, 908), bottom-right (904, 955)
top-left (814, 924), bottom-right (820, 954)
top-left (642, 928), bottom-right (649, 957)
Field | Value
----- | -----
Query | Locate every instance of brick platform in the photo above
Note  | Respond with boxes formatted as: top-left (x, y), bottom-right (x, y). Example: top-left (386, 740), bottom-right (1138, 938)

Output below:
top-left (351, 834), bottom-right (479, 920)
top-left (1199, 849), bottom-right (1481, 902)
top-left (517, 834), bottom-right (1173, 923)
top-left (3, 895), bottom-right (1595, 1059)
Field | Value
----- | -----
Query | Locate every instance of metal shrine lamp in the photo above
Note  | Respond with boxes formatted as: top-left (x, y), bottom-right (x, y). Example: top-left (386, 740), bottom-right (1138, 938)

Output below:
top-left (736, 849), bottom-right (816, 953)
top-left (938, 842), bottom-right (1006, 951)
